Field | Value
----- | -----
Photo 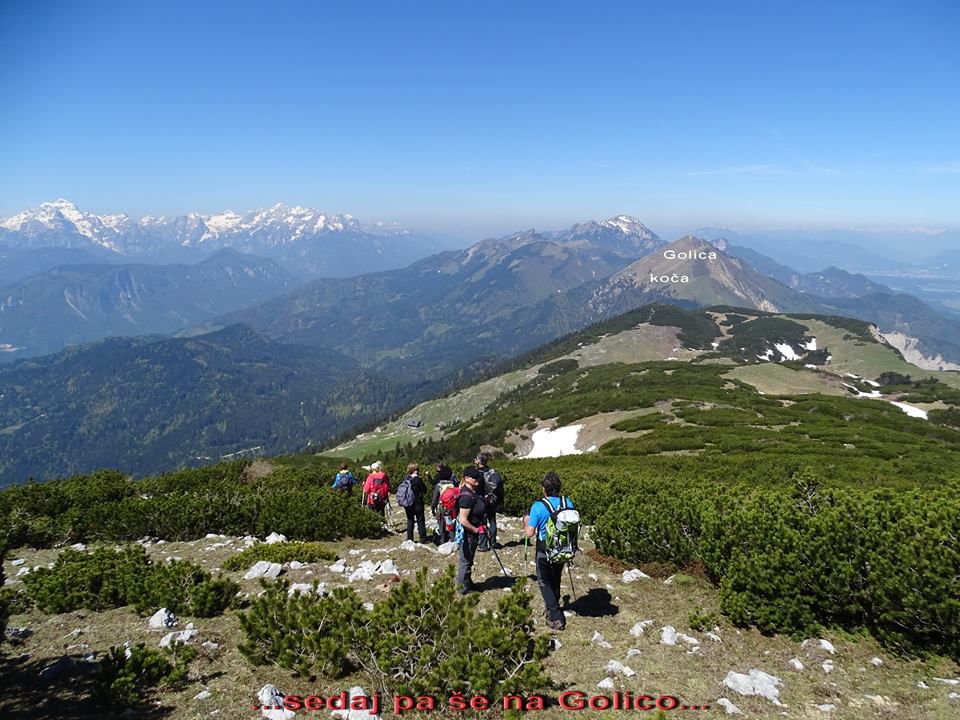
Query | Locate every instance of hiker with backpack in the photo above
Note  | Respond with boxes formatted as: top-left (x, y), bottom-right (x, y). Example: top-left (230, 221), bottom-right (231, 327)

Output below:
top-left (475, 452), bottom-right (503, 551)
top-left (456, 467), bottom-right (488, 595)
top-left (397, 463), bottom-right (429, 543)
top-left (431, 463), bottom-right (458, 544)
top-left (362, 461), bottom-right (391, 517)
top-left (331, 462), bottom-right (356, 494)
top-left (524, 471), bottom-right (580, 631)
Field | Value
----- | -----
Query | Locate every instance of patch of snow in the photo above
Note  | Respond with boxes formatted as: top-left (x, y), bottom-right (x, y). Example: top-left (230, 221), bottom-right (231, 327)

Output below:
top-left (524, 424), bottom-right (585, 458)
top-left (888, 401), bottom-right (928, 420)
top-left (722, 669), bottom-right (784, 705)
top-left (803, 338), bottom-right (818, 351)
top-left (757, 349), bottom-right (773, 361)
top-left (775, 343), bottom-right (800, 361)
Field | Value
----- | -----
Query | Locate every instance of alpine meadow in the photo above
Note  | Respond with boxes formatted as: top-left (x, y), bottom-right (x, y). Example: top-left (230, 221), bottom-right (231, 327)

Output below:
top-left (2, 3), bottom-right (960, 720)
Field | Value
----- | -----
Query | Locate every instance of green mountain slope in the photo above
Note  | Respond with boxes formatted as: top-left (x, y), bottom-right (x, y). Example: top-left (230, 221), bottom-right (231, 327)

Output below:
top-left (0, 325), bottom-right (403, 486)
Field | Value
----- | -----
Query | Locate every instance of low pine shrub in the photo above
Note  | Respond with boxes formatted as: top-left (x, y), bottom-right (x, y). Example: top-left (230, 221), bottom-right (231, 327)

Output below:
top-left (23, 545), bottom-right (238, 617)
top-left (223, 541), bottom-right (337, 571)
top-left (238, 568), bottom-right (550, 697)
top-left (96, 643), bottom-right (197, 707)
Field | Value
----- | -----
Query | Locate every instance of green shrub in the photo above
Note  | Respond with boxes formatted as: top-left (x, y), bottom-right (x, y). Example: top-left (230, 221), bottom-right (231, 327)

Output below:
top-left (96, 643), bottom-right (197, 707)
top-left (0, 540), bottom-right (8, 641)
top-left (23, 545), bottom-right (238, 617)
top-left (238, 568), bottom-right (550, 697)
top-left (538, 359), bottom-right (579, 375)
top-left (223, 541), bottom-right (337, 571)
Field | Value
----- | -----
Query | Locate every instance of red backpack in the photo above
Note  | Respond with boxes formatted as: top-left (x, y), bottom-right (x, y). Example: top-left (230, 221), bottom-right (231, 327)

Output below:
top-left (439, 486), bottom-right (460, 530)
top-left (366, 472), bottom-right (389, 509)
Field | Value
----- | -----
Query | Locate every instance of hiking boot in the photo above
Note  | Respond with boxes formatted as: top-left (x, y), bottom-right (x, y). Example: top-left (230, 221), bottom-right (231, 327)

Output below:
top-left (458, 585), bottom-right (478, 595)
top-left (546, 618), bottom-right (566, 631)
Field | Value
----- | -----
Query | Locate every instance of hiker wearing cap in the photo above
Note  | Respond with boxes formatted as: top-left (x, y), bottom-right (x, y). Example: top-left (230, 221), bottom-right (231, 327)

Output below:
top-left (475, 452), bottom-right (503, 551)
top-left (397, 463), bottom-right (429, 543)
top-left (456, 466), bottom-right (487, 594)
top-left (362, 461), bottom-right (390, 516)
top-left (524, 471), bottom-right (576, 631)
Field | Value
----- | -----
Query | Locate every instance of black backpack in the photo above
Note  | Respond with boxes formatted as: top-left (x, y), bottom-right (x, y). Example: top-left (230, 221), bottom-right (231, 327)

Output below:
top-left (482, 468), bottom-right (503, 510)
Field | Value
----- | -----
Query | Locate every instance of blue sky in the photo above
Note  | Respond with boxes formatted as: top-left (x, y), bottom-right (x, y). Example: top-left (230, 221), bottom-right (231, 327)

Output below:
top-left (1, 0), bottom-right (958, 241)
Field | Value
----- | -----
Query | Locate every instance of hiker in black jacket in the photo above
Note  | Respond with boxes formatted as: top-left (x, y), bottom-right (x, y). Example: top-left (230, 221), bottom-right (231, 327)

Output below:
top-left (475, 452), bottom-right (503, 551)
top-left (397, 463), bottom-right (428, 543)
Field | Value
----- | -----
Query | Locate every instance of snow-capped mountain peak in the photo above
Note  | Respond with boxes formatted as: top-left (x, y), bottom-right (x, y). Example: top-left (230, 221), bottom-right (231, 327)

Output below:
top-left (600, 214), bottom-right (657, 238)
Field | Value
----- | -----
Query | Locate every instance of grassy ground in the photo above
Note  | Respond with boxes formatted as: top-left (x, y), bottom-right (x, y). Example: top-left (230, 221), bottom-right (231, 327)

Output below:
top-left (795, 319), bottom-right (960, 389)
top-left (724, 364), bottom-right (847, 397)
top-left (3, 515), bottom-right (958, 720)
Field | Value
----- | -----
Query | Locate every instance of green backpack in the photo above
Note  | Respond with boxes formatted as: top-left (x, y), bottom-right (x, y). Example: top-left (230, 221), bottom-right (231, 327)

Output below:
top-left (540, 497), bottom-right (580, 565)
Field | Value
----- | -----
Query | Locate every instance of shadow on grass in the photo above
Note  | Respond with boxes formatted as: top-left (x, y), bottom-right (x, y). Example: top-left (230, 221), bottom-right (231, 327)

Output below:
top-left (566, 587), bottom-right (619, 617)
top-left (0, 652), bottom-right (173, 720)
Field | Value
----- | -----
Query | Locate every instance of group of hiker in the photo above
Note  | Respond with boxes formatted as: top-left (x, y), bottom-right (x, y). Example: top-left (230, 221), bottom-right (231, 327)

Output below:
top-left (331, 453), bottom-right (579, 631)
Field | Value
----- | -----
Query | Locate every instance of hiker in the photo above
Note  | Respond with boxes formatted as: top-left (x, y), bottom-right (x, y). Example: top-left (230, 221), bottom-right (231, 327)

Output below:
top-left (475, 452), bottom-right (504, 551)
top-left (397, 463), bottom-right (429, 543)
top-left (362, 461), bottom-right (390, 516)
top-left (431, 463), bottom-right (458, 544)
top-left (456, 467), bottom-right (487, 594)
top-left (524, 471), bottom-right (579, 631)
top-left (331, 462), bottom-right (356, 494)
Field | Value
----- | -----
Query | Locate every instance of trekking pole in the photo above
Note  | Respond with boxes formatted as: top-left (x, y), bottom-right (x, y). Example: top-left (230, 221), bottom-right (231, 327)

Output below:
top-left (524, 535), bottom-right (529, 576)
top-left (482, 526), bottom-right (510, 577)
top-left (566, 563), bottom-right (577, 602)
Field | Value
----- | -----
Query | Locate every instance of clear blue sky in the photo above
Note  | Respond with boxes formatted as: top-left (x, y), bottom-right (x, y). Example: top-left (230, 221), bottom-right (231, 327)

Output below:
top-left (1, 0), bottom-right (958, 241)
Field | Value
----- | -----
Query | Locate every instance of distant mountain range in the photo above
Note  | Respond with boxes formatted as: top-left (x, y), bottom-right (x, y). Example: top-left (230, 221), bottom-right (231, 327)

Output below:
top-left (2, 210), bottom-right (959, 485)
top-left (0, 249), bottom-right (299, 361)
top-left (0, 199), bottom-right (453, 278)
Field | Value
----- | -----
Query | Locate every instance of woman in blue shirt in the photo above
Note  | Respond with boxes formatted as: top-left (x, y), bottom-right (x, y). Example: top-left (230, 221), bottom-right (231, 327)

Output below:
top-left (524, 471), bottom-right (574, 631)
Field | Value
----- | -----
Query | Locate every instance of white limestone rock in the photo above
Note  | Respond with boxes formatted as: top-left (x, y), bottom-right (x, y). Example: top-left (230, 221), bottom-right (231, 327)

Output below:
top-left (630, 619), bottom-right (654, 637)
top-left (160, 622), bottom-right (197, 648)
top-left (258, 684), bottom-right (294, 720)
top-left (722, 669), bottom-right (784, 705)
top-left (436, 541), bottom-right (458, 556)
top-left (597, 677), bottom-right (615, 690)
top-left (148, 608), bottom-right (178, 629)
top-left (264, 532), bottom-right (287, 544)
top-left (591, 631), bottom-right (612, 649)
top-left (660, 626), bottom-right (678, 646)
top-left (788, 658), bottom-right (804, 671)
top-left (715, 698), bottom-right (742, 715)
top-left (870, 657), bottom-right (883, 667)
top-left (621, 568), bottom-right (650, 583)
top-left (606, 660), bottom-right (636, 677)
top-left (330, 686), bottom-right (382, 720)
top-left (244, 561), bottom-right (283, 580)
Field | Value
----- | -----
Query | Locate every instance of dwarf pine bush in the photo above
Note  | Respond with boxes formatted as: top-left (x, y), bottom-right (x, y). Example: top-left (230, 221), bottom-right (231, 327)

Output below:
top-left (96, 643), bottom-right (197, 707)
top-left (23, 545), bottom-right (238, 617)
top-left (238, 568), bottom-right (550, 697)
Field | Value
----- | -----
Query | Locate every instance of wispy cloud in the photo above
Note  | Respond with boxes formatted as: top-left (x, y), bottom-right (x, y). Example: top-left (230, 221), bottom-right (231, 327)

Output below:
top-left (683, 164), bottom-right (839, 177)
top-left (921, 162), bottom-right (960, 175)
